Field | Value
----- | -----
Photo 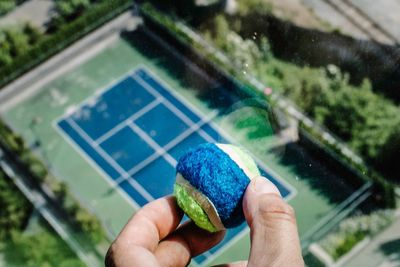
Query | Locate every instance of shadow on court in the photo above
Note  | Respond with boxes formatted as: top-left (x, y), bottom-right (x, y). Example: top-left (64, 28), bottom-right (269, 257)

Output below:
top-left (271, 142), bottom-right (354, 206)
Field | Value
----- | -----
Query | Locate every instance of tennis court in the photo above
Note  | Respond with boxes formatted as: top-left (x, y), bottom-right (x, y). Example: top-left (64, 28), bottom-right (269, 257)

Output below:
top-left (55, 66), bottom-right (293, 265)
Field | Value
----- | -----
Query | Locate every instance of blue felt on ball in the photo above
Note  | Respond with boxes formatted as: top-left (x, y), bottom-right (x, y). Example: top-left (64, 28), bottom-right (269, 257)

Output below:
top-left (174, 143), bottom-right (261, 231)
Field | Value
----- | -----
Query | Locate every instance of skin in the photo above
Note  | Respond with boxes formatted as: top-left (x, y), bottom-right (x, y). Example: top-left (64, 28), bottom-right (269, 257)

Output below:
top-left (105, 177), bottom-right (304, 267)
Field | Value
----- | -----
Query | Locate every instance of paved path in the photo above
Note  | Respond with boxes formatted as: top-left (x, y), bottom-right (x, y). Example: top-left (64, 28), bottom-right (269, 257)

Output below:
top-left (0, 0), bottom-right (54, 30)
top-left (301, 0), bottom-right (369, 40)
top-left (341, 212), bottom-right (400, 267)
top-left (348, 0), bottom-right (400, 43)
top-left (301, 0), bottom-right (400, 44)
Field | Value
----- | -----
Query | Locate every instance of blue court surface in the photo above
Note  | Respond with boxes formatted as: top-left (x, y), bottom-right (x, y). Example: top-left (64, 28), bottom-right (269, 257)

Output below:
top-left (56, 67), bottom-right (294, 265)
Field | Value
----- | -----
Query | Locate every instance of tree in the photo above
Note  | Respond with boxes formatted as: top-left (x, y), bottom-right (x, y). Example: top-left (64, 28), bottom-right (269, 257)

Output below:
top-left (2, 225), bottom-right (85, 267)
top-left (55, 0), bottom-right (90, 21)
top-left (74, 207), bottom-right (103, 243)
top-left (0, 24), bottom-right (42, 68)
top-left (0, 169), bottom-right (32, 241)
top-left (4, 28), bottom-right (30, 57)
top-left (0, 1), bottom-right (16, 16)
top-left (23, 23), bottom-right (42, 45)
top-left (236, 0), bottom-right (272, 16)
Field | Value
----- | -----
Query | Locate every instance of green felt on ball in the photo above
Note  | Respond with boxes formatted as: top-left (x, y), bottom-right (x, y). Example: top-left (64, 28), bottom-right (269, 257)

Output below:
top-left (174, 184), bottom-right (217, 232)
top-left (174, 143), bottom-right (261, 232)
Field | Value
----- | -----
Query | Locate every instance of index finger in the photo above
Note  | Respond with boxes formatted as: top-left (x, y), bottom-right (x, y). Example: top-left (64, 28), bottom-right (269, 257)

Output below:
top-left (114, 196), bottom-right (183, 252)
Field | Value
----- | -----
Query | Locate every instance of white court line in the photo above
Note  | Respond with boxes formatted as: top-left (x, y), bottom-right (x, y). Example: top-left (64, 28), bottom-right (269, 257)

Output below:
top-left (162, 110), bottom-right (218, 152)
top-left (56, 68), bottom-right (141, 122)
top-left (53, 121), bottom-right (140, 210)
top-left (95, 98), bottom-right (161, 144)
top-left (65, 117), bottom-right (154, 202)
top-left (54, 67), bottom-right (217, 210)
top-left (134, 65), bottom-right (219, 143)
top-left (132, 73), bottom-right (215, 143)
top-left (128, 122), bottom-right (177, 166)
top-left (139, 65), bottom-right (219, 127)
top-left (112, 110), bottom-right (219, 185)
top-left (117, 152), bottom-right (161, 182)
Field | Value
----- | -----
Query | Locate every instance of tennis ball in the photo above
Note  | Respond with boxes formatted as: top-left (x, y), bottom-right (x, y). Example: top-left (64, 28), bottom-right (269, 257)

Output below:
top-left (174, 143), bottom-right (260, 232)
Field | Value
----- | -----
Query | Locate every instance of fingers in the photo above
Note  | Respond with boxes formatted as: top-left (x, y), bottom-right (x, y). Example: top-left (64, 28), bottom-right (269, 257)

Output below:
top-left (107, 196), bottom-right (224, 267)
top-left (243, 177), bottom-right (304, 267)
top-left (107, 196), bottom-right (183, 266)
top-left (155, 221), bottom-right (225, 267)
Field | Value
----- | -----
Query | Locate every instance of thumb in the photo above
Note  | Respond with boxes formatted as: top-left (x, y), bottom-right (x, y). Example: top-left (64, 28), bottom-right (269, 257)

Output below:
top-left (243, 177), bottom-right (304, 267)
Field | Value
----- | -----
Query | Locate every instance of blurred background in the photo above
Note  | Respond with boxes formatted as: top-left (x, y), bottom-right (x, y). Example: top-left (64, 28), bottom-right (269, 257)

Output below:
top-left (0, 0), bottom-right (399, 266)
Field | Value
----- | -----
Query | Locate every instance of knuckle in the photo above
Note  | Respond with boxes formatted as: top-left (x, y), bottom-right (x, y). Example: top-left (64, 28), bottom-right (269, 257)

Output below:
top-left (257, 194), bottom-right (296, 223)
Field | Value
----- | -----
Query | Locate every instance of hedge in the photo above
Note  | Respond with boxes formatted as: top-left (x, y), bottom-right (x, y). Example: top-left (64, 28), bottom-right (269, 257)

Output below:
top-left (0, 0), bottom-right (131, 88)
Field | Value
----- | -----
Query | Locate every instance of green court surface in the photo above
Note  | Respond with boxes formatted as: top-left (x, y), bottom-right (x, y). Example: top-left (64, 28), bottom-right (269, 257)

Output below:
top-left (2, 28), bottom-right (354, 265)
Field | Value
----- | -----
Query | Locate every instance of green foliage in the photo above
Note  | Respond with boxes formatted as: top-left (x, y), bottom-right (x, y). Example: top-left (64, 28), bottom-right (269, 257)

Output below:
top-left (320, 210), bottom-right (393, 260)
top-left (4, 27), bottom-right (30, 56)
top-left (56, 0), bottom-right (91, 21)
top-left (73, 207), bottom-right (103, 242)
top-left (236, 0), bottom-right (272, 16)
top-left (331, 232), bottom-right (365, 259)
top-left (61, 196), bottom-right (104, 243)
top-left (20, 152), bottom-right (48, 181)
top-left (0, 1), bottom-right (16, 16)
top-left (0, 24), bottom-right (41, 68)
top-left (0, 124), bottom-right (25, 153)
top-left (0, 0), bottom-right (131, 87)
top-left (0, 119), bottom-right (48, 182)
top-left (0, 0), bottom-right (27, 16)
top-left (23, 23), bottom-right (43, 44)
top-left (0, 169), bottom-right (32, 241)
top-left (52, 180), bottom-right (69, 203)
top-left (0, 119), bottom-right (106, 243)
top-left (0, 171), bottom-right (84, 266)
top-left (2, 224), bottom-right (85, 267)
top-left (272, 61), bottom-right (400, 171)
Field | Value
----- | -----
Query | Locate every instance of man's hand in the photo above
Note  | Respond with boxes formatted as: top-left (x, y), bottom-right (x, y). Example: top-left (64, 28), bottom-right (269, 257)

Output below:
top-left (105, 177), bottom-right (304, 267)
top-left (105, 196), bottom-right (225, 267)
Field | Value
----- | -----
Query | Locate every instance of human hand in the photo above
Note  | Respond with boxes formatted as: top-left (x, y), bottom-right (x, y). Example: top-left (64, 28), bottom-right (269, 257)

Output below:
top-left (105, 176), bottom-right (304, 266)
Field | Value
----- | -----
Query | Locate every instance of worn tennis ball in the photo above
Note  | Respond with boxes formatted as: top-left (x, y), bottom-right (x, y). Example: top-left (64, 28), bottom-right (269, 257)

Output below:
top-left (174, 143), bottom-right (260, 232)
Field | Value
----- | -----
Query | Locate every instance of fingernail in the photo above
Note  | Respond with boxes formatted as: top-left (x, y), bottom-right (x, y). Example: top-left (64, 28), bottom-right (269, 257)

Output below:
top-left (252, 176), bottom-right (281, 197)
